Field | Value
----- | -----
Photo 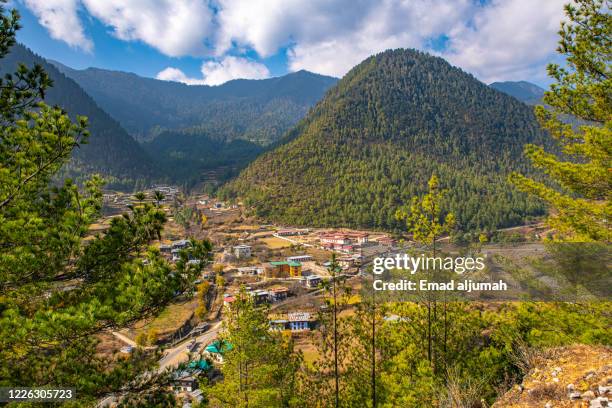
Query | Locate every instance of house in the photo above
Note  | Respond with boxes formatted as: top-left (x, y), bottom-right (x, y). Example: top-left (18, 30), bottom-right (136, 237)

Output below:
top-left (319, 232), bottom-right (369, 252)
top-left (269, 312), bottom-right (316, 332)
top-left (205, 340), bottom-right (233, 363)
top-left (159, 244), bottom-right (172, 254)
top-left (377, 236), bottom-right (396, 247)
top-left (237, 266), bottom-right (264, 276)
top-left (248, 289), bottom-right (270, 305)
top-left (320, 233), bottom-right (351, 246)
top-left (265, 261), bottom-right (302, 278)
top-left (189, 389), bottom-right (204, 404)
top-left (268, 285), bottom-right (289, 302)
top-left (276, 228), bottom-right (309, 236)
top-left (174, 372), bottom-right (198, 392)
top-left (286, 255), bottom-right (313, 263)
top-left (187, 359), bottom-right (211, 371)
top-left (223, 295), bottom-right (236, 307)
top-left (233, 245), bottom-right (252, 259)
top-left (338, 256), bottom-right (357, 268)
top-left (304, 275), bottom-right (322, 288)
top-left (172, 239), bottom-right (191, 250)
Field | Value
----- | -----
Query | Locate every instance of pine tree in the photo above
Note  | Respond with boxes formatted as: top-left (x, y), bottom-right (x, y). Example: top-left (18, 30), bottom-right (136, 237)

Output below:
top-left (304, 254), bottom-right (353, 407)
top-left (510, 0), bottom-right (611, 242)
top-left (208, 287), bottom-right (302, 407)
top-left (0, 4), bottom-right (212, 403)
top-left (344, 285), bottom-right (385, 407)
top-left (395, 175), bottom-right (455, 370)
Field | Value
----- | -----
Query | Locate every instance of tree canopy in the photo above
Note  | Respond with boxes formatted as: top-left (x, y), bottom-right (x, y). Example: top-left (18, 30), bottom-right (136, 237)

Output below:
top-left (510, 0), bottom-right (611, 241)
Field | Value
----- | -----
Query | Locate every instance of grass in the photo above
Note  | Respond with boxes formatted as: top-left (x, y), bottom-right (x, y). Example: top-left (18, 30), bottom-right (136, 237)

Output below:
top-left (296, 340), bottom-right (320, 368)
top-left (260, 236), bottom-right (293, 249)
top-left (131, 298), bottom-right (198, 339)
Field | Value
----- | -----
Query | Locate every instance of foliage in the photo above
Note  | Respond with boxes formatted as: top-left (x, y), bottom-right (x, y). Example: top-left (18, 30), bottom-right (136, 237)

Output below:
top-left (143, 129), bottom-right (265, 186)
top-left (0, 5), bottom-right (213, 403)
top-left (510, 0), bottom-right (611, 241)
top-left (207, 288), bottom-right (302, 407)
top-left (222, 49), bottom-right (549, 233)
top-left (291, 290), bottom-right (610, 407)
top-left (396, 175), bottom-right (456, 247)
top-left (301, 255), bottom-right (354, 408)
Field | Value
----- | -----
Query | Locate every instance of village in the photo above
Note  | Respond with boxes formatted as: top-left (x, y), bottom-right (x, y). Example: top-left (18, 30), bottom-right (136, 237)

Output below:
top-left (95, 185), bottom-right (554, 407)
top-left (97, 186), bottom-right (403, 407)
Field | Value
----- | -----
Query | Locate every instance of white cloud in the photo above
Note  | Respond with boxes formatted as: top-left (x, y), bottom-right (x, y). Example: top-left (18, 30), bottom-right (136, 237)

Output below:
top-left (22, 0), bottom-right (568, 83)
top-left (156, 56), bottom-right (270, 86)
top-left (287, 0), bottom-right (473, 77)
top-left (215, 0), bottom-right (474, 77)
top-left (442, 0), bottom-right (567, 83)
top-left (200, 56), bottom-right (270, 85)
top-left (80, 0), bottom-right (214, 57)
top-left (156, 67), bottom-right (206, 85)
top-left (22, 0), bottom-right (93, 52)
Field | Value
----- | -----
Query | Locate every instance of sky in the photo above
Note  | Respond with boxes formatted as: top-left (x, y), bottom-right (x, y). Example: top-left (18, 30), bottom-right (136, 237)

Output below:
top-left (12, 0), bottom-right (568, 87)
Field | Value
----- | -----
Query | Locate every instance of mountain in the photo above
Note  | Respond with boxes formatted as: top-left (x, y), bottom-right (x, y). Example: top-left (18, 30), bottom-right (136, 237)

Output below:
top-left (489, 81), bottom-right (545, 105)
top-left (142, 129), bottom-right (264, 188)
top-left (221, 49), bottom-right (549, 233)
top-left (51, 63), bottom-right (338, 144)
top-left (2, 44), bottom-right (156, 188)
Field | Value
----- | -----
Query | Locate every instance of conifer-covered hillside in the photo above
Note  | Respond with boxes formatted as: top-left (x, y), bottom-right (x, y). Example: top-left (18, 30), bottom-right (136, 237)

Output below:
top-left (222, 49), bottom-right (550, 233)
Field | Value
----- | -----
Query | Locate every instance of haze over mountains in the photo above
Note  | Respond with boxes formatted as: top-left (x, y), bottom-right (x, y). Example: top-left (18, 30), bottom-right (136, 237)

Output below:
top-left (1, 44), bottom-right (156, 188)
top-left (52, 62), bottom-right (337, 145)
top-left (489, 81), bottom-right (546, 105)
top-left (221, 49), bottom-right (549, 233)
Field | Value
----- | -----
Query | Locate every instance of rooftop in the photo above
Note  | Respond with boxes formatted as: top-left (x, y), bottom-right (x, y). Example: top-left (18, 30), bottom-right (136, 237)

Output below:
top-left (270, 261), bottom-right (302, 267)
top-left (206, 340), bottom-right (234, 355)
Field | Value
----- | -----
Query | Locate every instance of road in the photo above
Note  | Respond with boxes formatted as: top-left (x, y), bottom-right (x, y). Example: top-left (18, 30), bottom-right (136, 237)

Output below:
top-left (157, 321), bottom-right (223, 372)
top-left (98, 321), bottom-right (223, 407)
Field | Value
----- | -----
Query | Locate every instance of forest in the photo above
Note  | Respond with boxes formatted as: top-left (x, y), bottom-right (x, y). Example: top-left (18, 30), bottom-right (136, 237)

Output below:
top-left (220, 49), bottom-right (553, 234)
top-left (53, 63), bottom-right (337, 144)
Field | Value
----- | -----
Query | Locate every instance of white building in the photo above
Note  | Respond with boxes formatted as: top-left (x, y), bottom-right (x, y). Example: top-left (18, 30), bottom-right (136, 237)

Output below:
top-left (233, 245), bottom-right (252, 259)
top-left (286, 255), bottom-right (313, 263)
top-left (237, 266), bottom-right (264, 276)
top-left (304, 275), bottom-right (322, 288)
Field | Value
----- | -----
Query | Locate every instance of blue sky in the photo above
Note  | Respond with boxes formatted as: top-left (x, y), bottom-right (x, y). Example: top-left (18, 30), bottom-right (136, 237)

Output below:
top-left (13, 0), bottom-right (567, 86)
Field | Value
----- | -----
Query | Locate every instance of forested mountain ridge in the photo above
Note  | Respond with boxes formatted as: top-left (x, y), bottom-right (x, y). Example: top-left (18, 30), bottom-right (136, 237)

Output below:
top-left (221, 49), bottom-right (550, 233)
top-left (52, 62), bottom-right (338, 144)
top-left (143, 129), bottom-right (264, 188)
top-left (489, 80), bottom-right (546, 105)
top-left (2, 44), bottom-right (156, 187)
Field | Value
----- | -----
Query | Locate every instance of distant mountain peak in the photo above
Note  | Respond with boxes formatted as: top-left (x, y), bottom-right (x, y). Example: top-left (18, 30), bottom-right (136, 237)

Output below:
top-left (222, 49), bottom-right (548, 232)
top-left (3, 44), bottom-right (156, 188)
top-left (489, 80), bottom-right (545, 105)
top-left (54, 62), bottom-right (338, 143)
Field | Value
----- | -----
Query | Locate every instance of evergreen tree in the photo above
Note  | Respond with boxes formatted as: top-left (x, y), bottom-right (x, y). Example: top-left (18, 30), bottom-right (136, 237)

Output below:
top-left (344, 285), bottom-right (385, 408)
top-left (0, 4), bottom-right (212, 403)
top-left (208, 288), bottom-right (302, 407)
top-left (304, 255), bottom-right (353, 407)
top-left (510, 0), bottom-right (611, 241)
top-left (223, 49), bottom-right (549, 233)
top-left (395, 175), bottom-right (455, 370)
